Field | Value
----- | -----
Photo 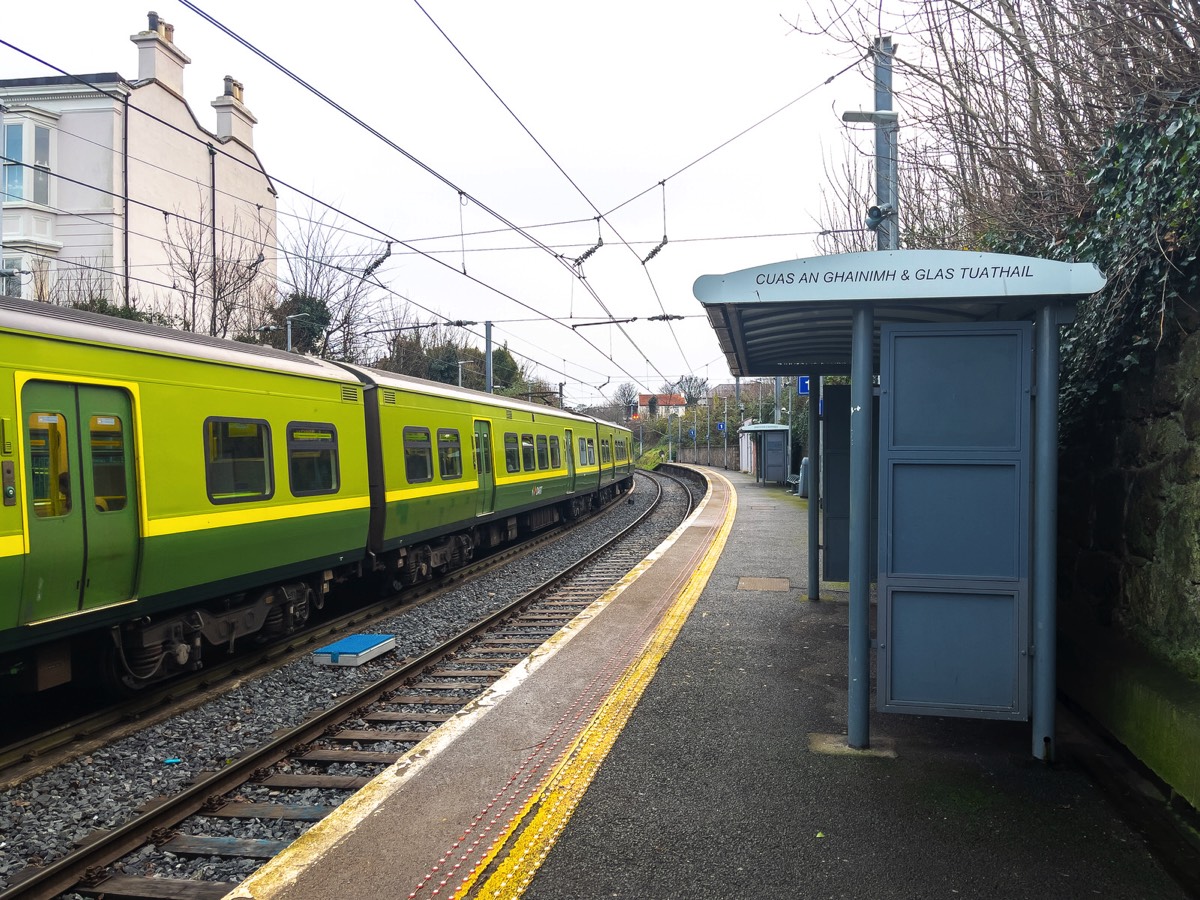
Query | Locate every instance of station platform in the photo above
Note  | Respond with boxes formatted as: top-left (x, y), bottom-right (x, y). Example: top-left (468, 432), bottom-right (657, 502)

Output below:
top-left (230, 467), bottom-right (1190, 900)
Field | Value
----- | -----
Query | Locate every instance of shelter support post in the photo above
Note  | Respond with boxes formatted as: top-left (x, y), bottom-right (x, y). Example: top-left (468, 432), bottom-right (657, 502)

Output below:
top-left (1032, 304), bottom-right (1060, 760)
top-left (808, 375), bottom-right (821, 601)
top-left (849, 307), bottom-right (873, 748)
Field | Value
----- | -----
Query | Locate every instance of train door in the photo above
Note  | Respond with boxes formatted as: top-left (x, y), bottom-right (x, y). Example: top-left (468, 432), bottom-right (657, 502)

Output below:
top-left (473, 420), bottom-right (495, 515)
top-left (20, 381), bottom-right (139, 624)
top-left (564, 428), bottom-right (576, 492)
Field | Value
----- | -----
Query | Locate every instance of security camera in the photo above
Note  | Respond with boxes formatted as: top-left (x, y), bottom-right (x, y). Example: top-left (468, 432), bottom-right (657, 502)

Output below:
top-left (865, 203), bottom-right (895, 231)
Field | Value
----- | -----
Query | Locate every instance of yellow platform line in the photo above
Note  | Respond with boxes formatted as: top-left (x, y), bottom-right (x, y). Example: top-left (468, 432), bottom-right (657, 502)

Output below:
top-left (457, 469), bottom-right (737, 900)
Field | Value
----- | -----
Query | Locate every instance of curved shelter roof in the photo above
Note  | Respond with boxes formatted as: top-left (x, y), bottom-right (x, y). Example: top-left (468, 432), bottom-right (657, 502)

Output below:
top-left (693, 250), bottom-right (1106, 377)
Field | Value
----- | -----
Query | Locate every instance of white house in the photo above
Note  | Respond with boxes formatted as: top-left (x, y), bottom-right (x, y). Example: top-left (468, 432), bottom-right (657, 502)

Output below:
top-left (636, 392), bottom-right (688, 418)
top-left (1, 12), bottom-right (276, 335)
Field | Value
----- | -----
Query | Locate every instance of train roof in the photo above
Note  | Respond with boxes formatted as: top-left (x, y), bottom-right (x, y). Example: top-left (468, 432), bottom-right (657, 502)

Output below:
top-left (0, 299), bottom-right (629, 433)
top-left (0, 296), bottom-right (356, 383)
top-left (338, 363), bottom-right (622, 429)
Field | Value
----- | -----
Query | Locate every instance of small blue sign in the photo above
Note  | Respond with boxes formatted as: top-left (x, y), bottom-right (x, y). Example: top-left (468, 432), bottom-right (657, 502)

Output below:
top-left (688, 428), bottom-right (696, 438)
top-left (798, 376), bottom-right (810, 396)
top-left (716, 421), bottom-right (726, 432)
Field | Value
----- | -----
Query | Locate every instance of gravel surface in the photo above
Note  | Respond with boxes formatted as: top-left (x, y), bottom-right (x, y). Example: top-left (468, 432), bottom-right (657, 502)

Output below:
top-left (0, 470), bottom-right (693, 893)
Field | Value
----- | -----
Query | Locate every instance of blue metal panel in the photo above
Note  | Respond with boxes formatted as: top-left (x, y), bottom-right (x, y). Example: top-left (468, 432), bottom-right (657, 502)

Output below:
top-left (887, 589), bottom-right (1021, 711)
top-left (821, 385), bottom-right (878, 583)
top-left (878, 323), bottom-right (1032, 719)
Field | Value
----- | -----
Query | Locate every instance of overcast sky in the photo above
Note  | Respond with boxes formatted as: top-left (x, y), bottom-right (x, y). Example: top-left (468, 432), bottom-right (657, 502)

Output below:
top-left (2, 1), bottom-right (881, 405)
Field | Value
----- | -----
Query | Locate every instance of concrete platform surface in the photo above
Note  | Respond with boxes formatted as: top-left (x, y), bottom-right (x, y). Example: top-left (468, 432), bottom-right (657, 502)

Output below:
top-left (524, 469), bottom-right (1189, 900)
top-left (230, 467), bottom-right (1191, 900)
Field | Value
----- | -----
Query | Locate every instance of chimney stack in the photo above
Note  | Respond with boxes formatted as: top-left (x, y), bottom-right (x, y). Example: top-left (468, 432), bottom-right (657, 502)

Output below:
top-left (131, 11), bottom-right (190, 95)
top-left (212, 76), bottom-right (257, 147)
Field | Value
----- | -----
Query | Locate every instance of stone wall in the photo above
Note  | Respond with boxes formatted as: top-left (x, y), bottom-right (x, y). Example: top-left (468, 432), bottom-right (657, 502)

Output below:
top-left (1059, 308), bottom-right (1200, 679)
top-left (1058, 305), bottom-right (1200, 808)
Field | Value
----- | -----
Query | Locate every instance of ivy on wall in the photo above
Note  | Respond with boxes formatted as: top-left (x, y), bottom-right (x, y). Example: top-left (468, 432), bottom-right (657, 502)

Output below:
top-left (990, 93), bottom-right (1200, 433)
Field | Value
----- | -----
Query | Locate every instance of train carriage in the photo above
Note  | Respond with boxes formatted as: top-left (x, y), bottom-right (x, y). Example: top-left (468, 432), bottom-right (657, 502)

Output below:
top-left (338, 366), bottom-right (632, 590)
top-left (0, 297), bottom-right (371, 691)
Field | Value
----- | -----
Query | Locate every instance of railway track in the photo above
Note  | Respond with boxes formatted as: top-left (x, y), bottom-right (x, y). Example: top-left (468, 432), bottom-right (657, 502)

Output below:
top-left (0, 468), bottom-right (695, 900)
top-left (0, 475), bottom-right (645, 784)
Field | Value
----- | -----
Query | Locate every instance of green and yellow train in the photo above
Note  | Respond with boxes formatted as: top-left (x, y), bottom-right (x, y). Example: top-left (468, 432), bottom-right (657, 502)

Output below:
top-left (0, 297), bottom-right (633, 694)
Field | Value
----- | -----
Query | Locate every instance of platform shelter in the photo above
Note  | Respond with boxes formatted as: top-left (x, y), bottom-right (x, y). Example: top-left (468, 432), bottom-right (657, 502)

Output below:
top-left (739, 422), bottom-right (790, 485)
top-left (694, 249), bottom-right (1106, 760)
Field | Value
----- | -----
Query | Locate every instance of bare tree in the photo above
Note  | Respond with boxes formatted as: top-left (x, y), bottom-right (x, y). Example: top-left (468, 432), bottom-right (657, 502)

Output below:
top-left (278, 204), bottom-right (385, 363)
top-left (613, 382), bottom-right (639, 415)
top-left (675, 374), bottom-right (710, 406)
top-left (797, 0), bottom-right (1200, 248)
top-left (163, 200), bottom-right (268, 338)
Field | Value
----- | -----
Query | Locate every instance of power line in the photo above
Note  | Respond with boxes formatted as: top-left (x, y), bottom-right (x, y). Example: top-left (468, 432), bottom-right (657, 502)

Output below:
top-left (178, 1), bottom-right (673, 392)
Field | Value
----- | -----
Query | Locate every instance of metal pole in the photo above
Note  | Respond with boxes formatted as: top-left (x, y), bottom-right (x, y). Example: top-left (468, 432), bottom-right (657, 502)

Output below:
top-left (874, 36), bottom-right (898, 252)
top-left (774, 376), bottom-right (782, 424)
top-left (808, 375), bottom-right (822, 601)
top-left (485, 321), bottom-right (494, 393)
top-left (286, 318), bottom-right (293, 352)
top-left (693, 405), bottom-right (698, 461)
top-left (848, 307), bottom-right (873, 749)
top-left (723, 397), bottom-right (728, 468)
top-left (1033, 305), bottom-right (1060, 761)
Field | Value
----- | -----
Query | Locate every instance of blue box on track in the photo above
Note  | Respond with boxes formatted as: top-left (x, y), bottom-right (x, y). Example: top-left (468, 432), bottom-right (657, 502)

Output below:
top-left (312, 633), bottom-right (396, 666)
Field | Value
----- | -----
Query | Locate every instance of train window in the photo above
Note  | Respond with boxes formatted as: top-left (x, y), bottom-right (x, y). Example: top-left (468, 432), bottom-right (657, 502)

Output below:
top-left (586, 438), bottom-right (596, 465)
top-left (90, 415), bottom-right (127, 511)
top-left (536, 435), bottom-right (549, 470)
top-left (549, 435), bottom-right (561, 469)
top-left (287, 422), bottom-right (340, 496)
top-left (204, 418), bottom-right (273, 503)
top-left (601, 440), bottom-right (611, 464)
top-left (618, 440), bottom-right (628, 461)
top-left (27, 412), bottom-right (72, 517)
top-left (578, 437), bottom-right (587, 466)
top-left (438, 429), bottom-right (463, 480)
top-left (403, 426), bottom-right (433, 483)
top-left (521, 433), bottom-right (536, 471)
top-left (504, 432), bottom-right (520, 473)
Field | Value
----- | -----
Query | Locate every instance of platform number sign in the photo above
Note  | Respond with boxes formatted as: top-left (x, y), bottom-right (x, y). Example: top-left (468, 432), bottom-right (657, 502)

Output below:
top-left (688, 428), bottom-right (696, 438)
top-left (716, 421), bottom-right (726, 432)
top-left (798, 376), bottom-right (810, 396)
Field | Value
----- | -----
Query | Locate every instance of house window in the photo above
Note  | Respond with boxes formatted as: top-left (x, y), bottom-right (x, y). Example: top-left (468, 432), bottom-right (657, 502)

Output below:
top-left (2, 257), bottom-right (21, 298)
top-left (2, 121), bottom-right (52, 206)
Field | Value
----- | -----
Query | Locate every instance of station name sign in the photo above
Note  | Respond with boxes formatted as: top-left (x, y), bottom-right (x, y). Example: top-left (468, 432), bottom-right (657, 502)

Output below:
top-left (693, 250), bottom-right (1106, 305)
top-left (754, 263), bottom-right (1033, 287)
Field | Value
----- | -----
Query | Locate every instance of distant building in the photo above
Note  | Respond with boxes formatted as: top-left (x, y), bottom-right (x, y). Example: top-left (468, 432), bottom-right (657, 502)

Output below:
top-left (637, 392), bottom-right (688, 417)
top-left (1, 12), bottom-right (276, 334)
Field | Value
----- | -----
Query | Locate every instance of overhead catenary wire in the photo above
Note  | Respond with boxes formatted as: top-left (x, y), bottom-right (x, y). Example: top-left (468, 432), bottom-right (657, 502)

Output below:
top-left (0, 38), bottom-right (658, 397)
top-left (178, 1), bottom-right (670, 392)
top-left (2, 20), bottom-right (871, 400)
top-left (411, 0), bottom-right (694, 372)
